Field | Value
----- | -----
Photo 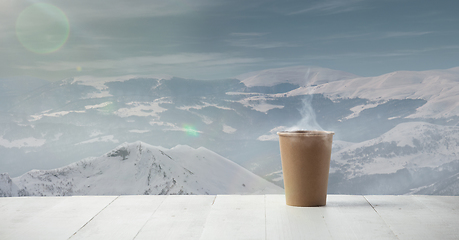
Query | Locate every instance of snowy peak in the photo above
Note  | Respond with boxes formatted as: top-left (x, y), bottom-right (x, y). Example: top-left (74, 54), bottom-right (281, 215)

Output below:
top-left (2, 142), bottom-right (283, 196)
top-left (0, 173), bottom-right (16, 197)
top-left (236, 66), bottom-right (360, 87)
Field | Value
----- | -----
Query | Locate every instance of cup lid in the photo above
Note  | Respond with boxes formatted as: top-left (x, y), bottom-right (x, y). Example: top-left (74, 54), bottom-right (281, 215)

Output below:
top-left (277, 130), bottom-right (334, 136)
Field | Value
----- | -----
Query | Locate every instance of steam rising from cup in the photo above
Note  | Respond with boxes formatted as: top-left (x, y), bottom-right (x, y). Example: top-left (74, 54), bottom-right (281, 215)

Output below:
top-left (287, 68), bottom-right (324, 131)
top-left (288, 94), bottom-right (324, 131)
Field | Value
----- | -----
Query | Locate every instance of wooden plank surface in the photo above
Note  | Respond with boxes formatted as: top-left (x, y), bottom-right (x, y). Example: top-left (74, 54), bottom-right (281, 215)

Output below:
top-left (324, 195), bottom-right (398, 240)
top-left (365, 195), bottom-right (459, 240)
top-left (0, 196), bottom-right (116, 240)
top-left (69, 195), bottom-right (166, 240)
top-left (199, 195), bottom-right (266, 240)
top-left (134, 195), bottom-right (216, 240)
top-left (265, 194), bottom-right (333, 240)
top-left (0, 195), bottom-right (458, 240)
top-left (265, 195), bottom-right (397, 240)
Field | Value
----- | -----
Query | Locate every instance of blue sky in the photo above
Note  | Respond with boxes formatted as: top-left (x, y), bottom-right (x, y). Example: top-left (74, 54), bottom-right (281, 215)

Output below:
top-left (1, 0), bottom-right (459, 81)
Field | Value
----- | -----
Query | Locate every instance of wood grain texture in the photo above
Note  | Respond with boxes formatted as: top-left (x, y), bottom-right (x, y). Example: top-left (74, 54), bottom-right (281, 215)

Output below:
top-left (365, 195), bottom-right (459, 240)
top-left (0, 195), bottom-right (458, 240)
top-left (200, 195), bottom-right (266, 240)
top-left (0, 196), bottom-right (116, 240)
top-left (265, 195), bottom-right (397, 240)
top-left (134, 195), bottom-right (215, 240)
top-left (69, 195), bottom-right (166, 240)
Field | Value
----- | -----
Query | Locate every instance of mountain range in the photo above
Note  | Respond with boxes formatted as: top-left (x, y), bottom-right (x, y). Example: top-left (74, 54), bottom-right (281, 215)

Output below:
top-left (0, 141), bottom-right (283, 197)
top-left (1, 66), bottom-right (458, 195)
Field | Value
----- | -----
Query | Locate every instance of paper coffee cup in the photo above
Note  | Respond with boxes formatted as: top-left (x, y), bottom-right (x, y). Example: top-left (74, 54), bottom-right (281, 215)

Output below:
top-left (277, 130), bottom-right (334, 207)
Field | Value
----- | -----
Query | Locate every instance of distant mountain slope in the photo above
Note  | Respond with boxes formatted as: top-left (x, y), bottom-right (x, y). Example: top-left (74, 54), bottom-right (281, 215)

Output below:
top-left (328, 122), bottom-right (459, 195)
top-left (0, 142), bottom-right (283, 197)
top-left (0, 77), bottom-right (49, 97)
top-left (236, 66), bottom-right (359, 87)
top-left (301, 67), bottom-right (459, 119)
top-left (332, 122), bottom-right (459, 177)
top-left (410, 172), bottom-right (459, 195)
top-left (0, 77), bottom-right (49, 112)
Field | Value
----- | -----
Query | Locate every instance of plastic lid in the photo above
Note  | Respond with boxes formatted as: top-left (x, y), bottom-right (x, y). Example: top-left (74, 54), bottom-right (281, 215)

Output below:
top-left (277, 130), bottom-right (334, 136)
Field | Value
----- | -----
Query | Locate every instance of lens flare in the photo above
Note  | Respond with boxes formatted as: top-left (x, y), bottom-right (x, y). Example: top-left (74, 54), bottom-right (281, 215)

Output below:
top-left (100, 102), bottom-right (117, 115)
top-left (16, 3), bottom-right (70, 54)
top-left (183, 124), bottom-right (199, 137)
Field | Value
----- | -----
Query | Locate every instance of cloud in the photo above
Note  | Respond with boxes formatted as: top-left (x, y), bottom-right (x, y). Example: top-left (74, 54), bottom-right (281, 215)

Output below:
top-left (227, 32), bottom-right (297, 49)
top-left (318, 32), bottom-right (373, 41)
top-left (16, 52), bottom-right (265, 76)
top-left (1, 0), bottom-right (213, 54)
top-left (302, 45), bottom-right (459, 60)
top-left (226, 39), bottom-right (298, 49)
top-left (15, 52), bottom-right (267, 80)
top-left (382, 31), bottom-right (433, 38)
top-left (1, 0), bottom-right (218, 25)
top-left (288, 0), bottom-right (366, 15)
top-left (61, 0), bottom-right (218, 19)
top-left (318, 31), bottom-right (433, 41)
top-left (230, 32), bottom-right (268, 37)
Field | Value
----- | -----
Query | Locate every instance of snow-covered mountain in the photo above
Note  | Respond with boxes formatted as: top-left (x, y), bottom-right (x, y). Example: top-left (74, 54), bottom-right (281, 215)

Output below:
top-left (409, 172), bottom-right (459, 195)
top-left (328, 122), bottom-right (459, 194)
top-left (1, 65), bottom-right (459, 195)
top-left (236, 66), bottom-right (359, 87)
top-left (0, 141), bottom-right (283, 197)
top-left (303, 67), bottom-right (459, 119)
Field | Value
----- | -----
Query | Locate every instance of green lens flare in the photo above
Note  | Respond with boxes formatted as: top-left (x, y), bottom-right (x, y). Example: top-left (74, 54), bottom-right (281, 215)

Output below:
top-left (183, 124), bottom-right (199, 137)
top-left (100, 102), bottom-right (117, 115)
top-left (16, 3), bottom-right (70, 54)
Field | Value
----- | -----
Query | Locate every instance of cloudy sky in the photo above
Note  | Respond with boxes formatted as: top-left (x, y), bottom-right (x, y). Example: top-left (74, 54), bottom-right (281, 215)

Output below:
top-left (1, 0), bottom-right (459, 81)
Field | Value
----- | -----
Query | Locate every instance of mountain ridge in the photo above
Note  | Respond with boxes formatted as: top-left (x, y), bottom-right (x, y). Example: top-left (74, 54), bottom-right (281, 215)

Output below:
top-left (236, 66), bottom-right (360, 87)
top-left (0, 141), bottom-right (283, 197)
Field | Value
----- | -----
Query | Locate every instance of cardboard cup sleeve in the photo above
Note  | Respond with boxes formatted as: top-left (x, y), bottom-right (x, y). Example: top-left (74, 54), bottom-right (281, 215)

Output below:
top-left (278, 130), bottom-right (334, 207)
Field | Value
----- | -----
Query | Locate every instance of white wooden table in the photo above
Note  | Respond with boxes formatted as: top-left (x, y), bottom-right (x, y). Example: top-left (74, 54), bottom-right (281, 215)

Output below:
top-left (1, 195), bottom-right (458, 239)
